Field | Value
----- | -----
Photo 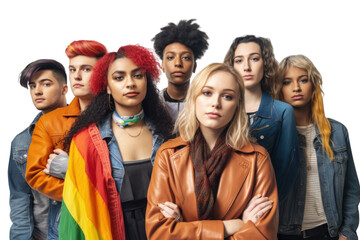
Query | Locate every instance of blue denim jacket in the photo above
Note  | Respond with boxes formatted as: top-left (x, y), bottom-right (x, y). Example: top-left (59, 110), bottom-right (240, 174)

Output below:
top-left (98, 114), bottom-right (166, 193)
top-left (279, 119), bottom-right (360, 240)
top-left (8, 113), bottom-right (58, 240)
top-left (249, 92), bottom-right (299, 203)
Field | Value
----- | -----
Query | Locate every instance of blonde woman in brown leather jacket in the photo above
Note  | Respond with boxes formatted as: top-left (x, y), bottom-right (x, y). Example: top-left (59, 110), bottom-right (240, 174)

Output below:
top-left (146, 63), bottom-right (279, 240)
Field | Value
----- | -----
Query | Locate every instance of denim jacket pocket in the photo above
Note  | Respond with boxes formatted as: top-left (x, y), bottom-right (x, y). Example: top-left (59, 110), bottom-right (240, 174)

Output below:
top-left (112, 168), bottom-right (125, 193)
top-left (251, 121), bottom-right (281, 154)
top-left (12, 148), bottom-right (29, 178)
top-left (332, 148), bottom-right (348, 178)
top-left (112, 168), bottom-right (125, 179)
top-left (328, 148), bottom-right (348, 220)
top-left (333, 147), bottom-right (348, 172)
top-left (333, 147), bottom-right (348, 163)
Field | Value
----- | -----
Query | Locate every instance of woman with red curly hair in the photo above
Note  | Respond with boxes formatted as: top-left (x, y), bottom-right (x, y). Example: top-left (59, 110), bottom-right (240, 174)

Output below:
top-left (59, 45), bottom-right (173, 240)
top-left (25, 40), bottom-right (107, 239)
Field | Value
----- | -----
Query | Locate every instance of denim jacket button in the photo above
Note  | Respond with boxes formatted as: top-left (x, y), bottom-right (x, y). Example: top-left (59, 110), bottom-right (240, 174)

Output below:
top-left (255, 117), bottom-right (258, 121)
top-left (51, 200), bottom-right (57, 205)
top-left (260, 135), bottom-right (264, 140)
top-left (23, 154), bottom-right (27, 158)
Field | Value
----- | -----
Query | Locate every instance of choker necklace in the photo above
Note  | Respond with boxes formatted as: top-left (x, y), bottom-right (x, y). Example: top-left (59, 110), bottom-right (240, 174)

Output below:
top-left (112, 109), bottom-right (144, 128)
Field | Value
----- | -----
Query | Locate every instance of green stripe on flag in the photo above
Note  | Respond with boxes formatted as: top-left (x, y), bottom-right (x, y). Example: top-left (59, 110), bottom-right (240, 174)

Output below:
top-left (59, 202), bottom-right (85, 240)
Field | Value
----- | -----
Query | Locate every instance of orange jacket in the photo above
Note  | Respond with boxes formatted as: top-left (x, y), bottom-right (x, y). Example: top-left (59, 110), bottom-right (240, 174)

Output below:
top-left (146, 137), bottom-right (279, 240)
top-left (25, 97), bottom-right (80, 201)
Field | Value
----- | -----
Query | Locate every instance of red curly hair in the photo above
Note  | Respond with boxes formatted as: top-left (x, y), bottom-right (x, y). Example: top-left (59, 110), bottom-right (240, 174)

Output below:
top-left (91, 45), bottom-right (161, 95)
top-left (65, 40), bottom-right (107, 59)
top-left (118, 45), bottom-right (161, 82)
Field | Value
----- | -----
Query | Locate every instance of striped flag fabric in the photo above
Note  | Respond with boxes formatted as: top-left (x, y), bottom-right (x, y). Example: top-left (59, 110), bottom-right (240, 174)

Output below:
top-left (59, 124), bottom-right (125, 240)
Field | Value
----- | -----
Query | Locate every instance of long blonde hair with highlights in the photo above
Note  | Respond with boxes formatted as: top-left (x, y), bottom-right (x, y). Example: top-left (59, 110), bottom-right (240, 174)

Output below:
top-left (277, 55), bottom-right (333, 160)
top-left (174, 63), bottom-right (249, 149)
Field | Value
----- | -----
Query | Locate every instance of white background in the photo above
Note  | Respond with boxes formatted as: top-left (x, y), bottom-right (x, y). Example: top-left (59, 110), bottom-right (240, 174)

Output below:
top-left (0, 0), bottom-right (359, 236)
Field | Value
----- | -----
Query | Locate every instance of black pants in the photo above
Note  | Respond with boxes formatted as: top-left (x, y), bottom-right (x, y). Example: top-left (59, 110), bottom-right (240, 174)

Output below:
top-left (278, 224), bottom-right (338, 240)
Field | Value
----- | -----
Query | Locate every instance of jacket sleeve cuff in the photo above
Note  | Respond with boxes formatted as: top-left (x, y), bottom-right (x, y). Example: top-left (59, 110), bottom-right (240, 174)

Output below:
top-left (231, 221), bottom-right (269, 240)
top-left (49, 154), bottom-right (69, 179)
top-left (339, 225), bottom-right (358, 240)
top-left (201, 220), bottom-right (224, 239)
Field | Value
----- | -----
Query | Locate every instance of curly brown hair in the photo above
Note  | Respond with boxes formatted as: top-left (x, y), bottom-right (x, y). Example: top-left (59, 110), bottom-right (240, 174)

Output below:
top-left (224, 35), bottom-right (278, 97)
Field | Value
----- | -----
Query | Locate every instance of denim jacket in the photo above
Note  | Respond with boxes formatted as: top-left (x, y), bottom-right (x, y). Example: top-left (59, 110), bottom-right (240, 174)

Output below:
top-left (279, 119), bottom-right (360, 240)
top-left (98, 114), bottom-right (166, 193)
top-left (249, 92), bottom-right (299, 203)
top-left (8, 113), bottom-right (50, 240)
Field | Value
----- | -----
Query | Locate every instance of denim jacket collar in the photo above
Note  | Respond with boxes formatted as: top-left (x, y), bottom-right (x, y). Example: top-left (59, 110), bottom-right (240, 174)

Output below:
top-left (97, 113), bottom-right (164, 163)
top-left (28, 112), bottom-right (43, 135)
top-left (256, 92), bottom-right (273, 119)
top-left (97, 113), bottom-right (166, 193)
top-left (98, 113), bottom-right (159, 140)
top-left (98, 114), bottom-right (114, 140)
top-left (310, 121), bottom-right (337, 146)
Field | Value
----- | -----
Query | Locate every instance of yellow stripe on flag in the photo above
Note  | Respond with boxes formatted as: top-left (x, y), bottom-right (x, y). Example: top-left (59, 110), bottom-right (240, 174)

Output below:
top-left (63, 143), bottom-right (113, 239)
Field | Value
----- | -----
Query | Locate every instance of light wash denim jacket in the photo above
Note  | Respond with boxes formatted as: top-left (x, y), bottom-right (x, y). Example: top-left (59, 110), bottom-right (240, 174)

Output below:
top-left (279, 119), bottom-right (360, 240)
top-left (249, 92), bottom-right (299, 204)
top-left (9, 113), bottom-right (57, 240)
top-left (98, 114), bottom-right (166, 193)
top-left (8, 113), bottom-right (61, 240)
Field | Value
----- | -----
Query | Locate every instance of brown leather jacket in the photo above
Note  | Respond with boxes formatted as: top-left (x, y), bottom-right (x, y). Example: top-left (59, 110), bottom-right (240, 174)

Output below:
top-left (25, 97), bottom-right (80, 201)
top-left (146, 137), bottom-right (279, 240)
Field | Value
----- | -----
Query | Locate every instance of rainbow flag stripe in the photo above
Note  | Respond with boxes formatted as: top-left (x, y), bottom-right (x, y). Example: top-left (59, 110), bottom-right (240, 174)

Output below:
top-left (59, 124), bottom-right (125, 239)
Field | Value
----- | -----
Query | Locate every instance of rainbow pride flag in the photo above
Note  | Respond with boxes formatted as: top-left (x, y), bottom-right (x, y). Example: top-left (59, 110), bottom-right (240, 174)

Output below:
top-left (59, 124), bottom-right (125, 239)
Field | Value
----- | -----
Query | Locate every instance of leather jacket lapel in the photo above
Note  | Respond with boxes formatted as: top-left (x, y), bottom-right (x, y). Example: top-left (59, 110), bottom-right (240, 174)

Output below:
top-left (214, 151), bottom-right (250, 219)
top-left (171, 146), bottom-right (252, 221)
top-left (171, 146), bottom-right (199, 221)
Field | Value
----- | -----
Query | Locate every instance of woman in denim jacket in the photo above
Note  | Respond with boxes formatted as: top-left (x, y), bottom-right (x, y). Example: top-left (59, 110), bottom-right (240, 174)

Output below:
top-left (60, 45), bottom-right (173, 239)
top-left (224, 35), bottom-right (299, 204)
top-left (277, 54), bottom-right (360, 240)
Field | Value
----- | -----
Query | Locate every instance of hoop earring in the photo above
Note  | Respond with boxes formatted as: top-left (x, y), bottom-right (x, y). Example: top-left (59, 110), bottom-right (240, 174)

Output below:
top-left (108, 94), bottom-right (114, 111)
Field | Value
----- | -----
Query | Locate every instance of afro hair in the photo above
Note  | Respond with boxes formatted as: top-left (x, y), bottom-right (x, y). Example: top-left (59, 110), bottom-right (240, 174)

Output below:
top-left (152, 19), bottom-right (209, 61)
